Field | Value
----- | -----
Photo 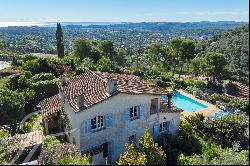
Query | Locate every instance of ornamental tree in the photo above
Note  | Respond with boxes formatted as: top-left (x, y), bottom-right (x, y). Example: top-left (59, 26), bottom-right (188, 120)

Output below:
top-left (117, 144), bottom-right (147, 165)
top-left (139, 128), bottom-right (166, 165)
top-left (117, 128), bottom-right (167, 165)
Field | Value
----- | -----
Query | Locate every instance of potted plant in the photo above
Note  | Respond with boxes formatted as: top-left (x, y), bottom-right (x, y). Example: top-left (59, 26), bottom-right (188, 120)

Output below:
top-left (166, 92), bottom-right (174, 109)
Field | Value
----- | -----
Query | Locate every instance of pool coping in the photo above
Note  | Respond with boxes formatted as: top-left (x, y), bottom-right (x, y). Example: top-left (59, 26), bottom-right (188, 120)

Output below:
top-left (175, 89), bottom-right (217, 118)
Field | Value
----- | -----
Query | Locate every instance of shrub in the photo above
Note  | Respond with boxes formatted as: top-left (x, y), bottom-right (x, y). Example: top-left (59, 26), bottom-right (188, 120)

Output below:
top-left (0, 157), bottom-right (7, 165)
top-left (59, 155), bottom-right (93, 165)
top-left (203, 114), bottom-right (249, 148)
top-left (177, 154), bottom-right (194, 165)
top-left (6, 72), bottom-right (32, 91)
top-left (226, 98), bottom-right (249, 115)
top-left (22, 88), bottom-right (36, 103)
top-left (0, 130), bottom-right (8, 138)
top-left (31, 79), bottom-right (59, 97)
top-left (179, 121), bottom-right (193, 138)
top-left (183, 113), bottom-right (249, 149)
top-left (21, 58), bottom-right (51, 75)
top-left (139, 128), bottom-right (166, 165)
top-left (117, 128), bottom-right (166, 165)
top-left (187, 146), bottom-right (249, 165)
top-left (22, 114), bottom-right (43, 133)
top-left (38, 143), bottom-right (80, 165)
top-left (96, 56), bottom-right (117, 72)
top-left (0, 88), bottom-right (26, 125)
top-left (76, 57), bottom-right (95, 74)
top-left (186, 79), bottom-right (206, 88)
top-left (21, 54), bottom-right (38, 62)
top-left (43, 136), bottom-right (61, 149)
top-left (31, 73), bottom-right (56, 82)
top-left (117, 144), bottom-right (147, 165)
top-left (206, 81), bottom-right (224, 94)
top-left (158, 133), bottom-right (202, 165)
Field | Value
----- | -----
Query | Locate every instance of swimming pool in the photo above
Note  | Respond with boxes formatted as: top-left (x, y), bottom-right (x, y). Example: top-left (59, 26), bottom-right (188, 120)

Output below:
top-left (161, 90), bottom-right (208, 113)
top-left (210, 109), bottom-right (229, 119)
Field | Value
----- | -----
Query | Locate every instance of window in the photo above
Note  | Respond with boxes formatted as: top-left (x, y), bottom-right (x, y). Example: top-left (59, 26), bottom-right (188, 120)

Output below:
top-left (129, 134), bottom-right (136, 144)
top-left (130, 106), bottom-right (139, 120)
top-left (91, 116), bottom-right (104, 130)
top-left (159, 121), bottom-right (170, 133)
top-left (150, 98), bottom-right (159, 115)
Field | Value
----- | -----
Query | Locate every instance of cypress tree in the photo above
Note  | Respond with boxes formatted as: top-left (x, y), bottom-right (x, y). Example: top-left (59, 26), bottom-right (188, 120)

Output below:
top-left (56, 23), bottom-right (65, 58)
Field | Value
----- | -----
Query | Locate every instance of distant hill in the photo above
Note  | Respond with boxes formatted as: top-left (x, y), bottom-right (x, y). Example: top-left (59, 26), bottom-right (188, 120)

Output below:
top-left (87, 21), bottom-right (247, 32)
top-left (197, 24), bottom-right (249, 84)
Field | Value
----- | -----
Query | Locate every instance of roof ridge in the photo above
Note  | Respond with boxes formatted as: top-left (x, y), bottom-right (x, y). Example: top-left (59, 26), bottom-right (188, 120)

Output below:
top-left (91, 71), bottom-right (109, 84)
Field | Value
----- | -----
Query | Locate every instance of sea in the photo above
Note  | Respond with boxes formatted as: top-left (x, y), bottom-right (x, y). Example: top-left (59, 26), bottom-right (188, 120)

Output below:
top-left (0, 22), bottom-right (124, 27)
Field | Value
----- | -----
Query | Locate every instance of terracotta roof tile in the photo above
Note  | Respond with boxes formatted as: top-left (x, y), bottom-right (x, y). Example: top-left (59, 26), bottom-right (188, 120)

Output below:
top-left (38, 94), bottom-right (62, 117)
top-left (39, 71), bottom-right (167, 114)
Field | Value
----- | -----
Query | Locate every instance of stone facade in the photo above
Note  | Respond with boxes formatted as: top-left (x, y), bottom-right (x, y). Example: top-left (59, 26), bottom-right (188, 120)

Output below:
top-left (62, 93), bottom-right (180, 165)
top-left (38, 72), bottom-right (181, 165)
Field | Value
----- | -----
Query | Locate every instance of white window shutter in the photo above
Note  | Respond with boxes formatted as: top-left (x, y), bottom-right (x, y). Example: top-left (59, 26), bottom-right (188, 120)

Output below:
top-left (139, 104), bottom-right (145, 119)
top-left (105, 113), bottom-right (113, 128)
top-left (124, 108), bottom-right (130, 123)
top-left (153, 124), bottom-right (159, 139)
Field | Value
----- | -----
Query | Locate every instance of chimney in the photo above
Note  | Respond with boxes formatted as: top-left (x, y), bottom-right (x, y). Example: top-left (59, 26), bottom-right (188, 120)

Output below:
top-left (77, 95), bottom-right (85, 110)
top-left (60, 75), bottom-right (67, 86)
top-left (153, 79), bottom-right (157, 85)
top-left (36, 105), bottom-right (41, 112)
top-left (107, 79), bottom-right (118, 96)
top-left (59, 91), bottom-right (65, 102)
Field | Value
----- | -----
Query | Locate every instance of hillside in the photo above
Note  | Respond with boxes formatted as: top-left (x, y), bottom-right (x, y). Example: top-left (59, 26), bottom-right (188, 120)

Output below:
top-left (197, 24), bottom-right (249, 84)
top-left (0, 22), bottom-right (247, 55)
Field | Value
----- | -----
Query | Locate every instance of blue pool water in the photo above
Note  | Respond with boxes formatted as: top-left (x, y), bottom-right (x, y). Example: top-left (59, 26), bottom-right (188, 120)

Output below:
top-left (161, 90), bottom-right (208, 113)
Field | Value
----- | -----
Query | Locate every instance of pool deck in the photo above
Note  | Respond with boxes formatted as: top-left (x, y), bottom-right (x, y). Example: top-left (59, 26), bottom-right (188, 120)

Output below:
top-left (175, 89), bottom-right (217, 118)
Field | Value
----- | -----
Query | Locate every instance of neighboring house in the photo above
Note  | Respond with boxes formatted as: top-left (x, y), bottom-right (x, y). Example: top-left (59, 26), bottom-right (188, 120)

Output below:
top-left (38, 71), bottom-right (182, 164)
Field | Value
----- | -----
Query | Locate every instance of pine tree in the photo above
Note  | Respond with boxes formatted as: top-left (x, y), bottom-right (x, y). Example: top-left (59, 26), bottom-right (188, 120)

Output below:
top-left (56, 23), bottom-right (65, 58)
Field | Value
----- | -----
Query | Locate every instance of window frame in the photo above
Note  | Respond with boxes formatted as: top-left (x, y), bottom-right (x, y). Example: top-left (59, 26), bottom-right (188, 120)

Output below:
top-left (129, 106), bottom-right (140, 121)
top-left (159, 121), bottom-right (169, 133)
top-left (91, 115), bottom-right (104, 131)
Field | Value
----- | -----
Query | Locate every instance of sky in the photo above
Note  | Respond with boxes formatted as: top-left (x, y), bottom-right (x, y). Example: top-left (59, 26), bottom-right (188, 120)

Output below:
top-left (0, 0), bottom-right (249, 22)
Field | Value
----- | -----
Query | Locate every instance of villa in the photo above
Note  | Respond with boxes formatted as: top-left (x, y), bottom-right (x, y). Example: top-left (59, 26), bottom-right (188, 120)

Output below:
top-left (38, 71), bottom-right (182, 164)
